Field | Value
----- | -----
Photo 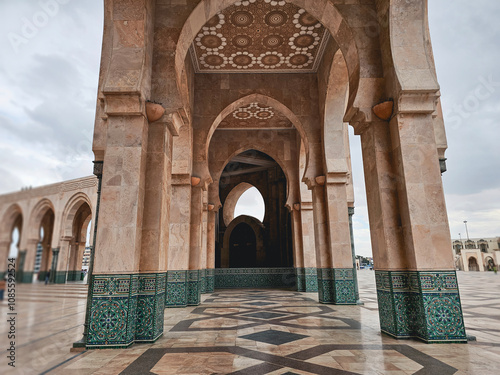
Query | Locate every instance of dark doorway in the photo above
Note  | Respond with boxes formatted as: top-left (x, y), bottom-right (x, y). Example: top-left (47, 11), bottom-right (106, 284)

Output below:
top-left (229, 223), bottom-right (257, 268)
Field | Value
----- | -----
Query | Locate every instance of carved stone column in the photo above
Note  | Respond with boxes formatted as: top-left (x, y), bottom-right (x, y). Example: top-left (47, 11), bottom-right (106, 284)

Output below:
top-left (0, 241), bottom-right (10, 279)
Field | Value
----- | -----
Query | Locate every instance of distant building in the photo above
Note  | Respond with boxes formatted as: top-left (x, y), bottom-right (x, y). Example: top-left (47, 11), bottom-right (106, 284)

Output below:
top-left (452, 237), bottom-right (500, 271)
top-left (82, 246), bottom-right (92, 269)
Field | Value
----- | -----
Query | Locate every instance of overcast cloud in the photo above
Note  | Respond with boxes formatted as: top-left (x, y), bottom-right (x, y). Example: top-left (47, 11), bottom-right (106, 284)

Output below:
top-left (0, 1), bottom-right (498, 257)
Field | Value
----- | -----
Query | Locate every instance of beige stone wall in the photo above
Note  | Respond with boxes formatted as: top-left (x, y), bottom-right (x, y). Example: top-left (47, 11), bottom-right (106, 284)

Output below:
top-left (0, 176), bottom-right (98, 277)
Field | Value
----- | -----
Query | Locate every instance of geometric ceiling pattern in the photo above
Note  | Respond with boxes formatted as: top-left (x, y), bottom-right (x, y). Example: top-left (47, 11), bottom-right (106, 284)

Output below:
top-left (190, 0), bottom-right (330, 73)
top-left (218, 102), bottom-right (293, 129)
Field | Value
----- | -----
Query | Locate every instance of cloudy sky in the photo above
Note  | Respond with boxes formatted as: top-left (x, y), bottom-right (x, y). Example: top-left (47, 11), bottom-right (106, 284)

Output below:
top-left (1, 1), bottom-right (499, 257)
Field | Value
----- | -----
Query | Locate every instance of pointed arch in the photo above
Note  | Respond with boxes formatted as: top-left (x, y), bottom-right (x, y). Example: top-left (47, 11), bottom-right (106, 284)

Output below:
top-left (28, 199), bottom-right (55, 241)
top-left (0, 204), bottom-right (23, 243)
top-left (60, 192), bottom-right (93, 239)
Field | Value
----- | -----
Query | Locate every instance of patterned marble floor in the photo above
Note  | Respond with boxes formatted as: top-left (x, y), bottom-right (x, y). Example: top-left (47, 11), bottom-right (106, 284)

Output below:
top-left (1, 271), bottom-right (499, 374)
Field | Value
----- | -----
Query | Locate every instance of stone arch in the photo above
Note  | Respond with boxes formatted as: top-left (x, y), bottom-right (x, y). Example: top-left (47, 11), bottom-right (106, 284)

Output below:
top-left (223, 182), bottom-right (255, 227)
top-left (323, 48), bottom-right (350, 174)
top-left (209, 144), bottom-right (297, 210)
top-left (485, 256), bottom-right (496, 271)
top-left (28, 198), bottom-right (56, 241)
top-left (175, 0), bottom-right (360, 119)
top-left (222, 215), bottom-right (265, 268)
top-left (205, 93), bottom-right (309, 166)
top-left (468, 256), bottom-right (479, 272)
top-left (60, 193), bottom-right (93, 239)
top-left (387, 0), bottom-right (439, 95)
top-left (0, 204), bottom-right (23, 243)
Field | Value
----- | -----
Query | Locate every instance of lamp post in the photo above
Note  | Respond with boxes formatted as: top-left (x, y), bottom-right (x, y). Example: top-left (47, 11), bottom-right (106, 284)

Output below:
top-left (459, 233), bottom-right (462, 250)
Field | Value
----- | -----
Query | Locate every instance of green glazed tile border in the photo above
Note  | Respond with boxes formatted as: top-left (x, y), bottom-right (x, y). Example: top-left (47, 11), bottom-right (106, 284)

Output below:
top-left (187, 270), bottom-right (201, 306)
top-left (53, 271), bottom-right (67, 284)
top-left (205, 269), bottom-right (215, 293)
top-left (375, 270), bottom-right (467, 343)
top-left (166, 270), bottom-right (187, 307)
top-left (87, 273), bottom-right (166, 348)
top-left (215, 268), bottom-right (296, 289)
top-left (317, 268), bottom-right (356, 304)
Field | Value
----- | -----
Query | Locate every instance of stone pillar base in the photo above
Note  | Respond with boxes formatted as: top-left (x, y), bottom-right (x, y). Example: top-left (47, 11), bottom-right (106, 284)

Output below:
top-left (135, 273), bottom-right (166, 342)
top-left (19, 272), bottom-right (33, 283)
top-left (53, 271), bottom-right (67, 284)
top-left (376, 270), bottom-right (467, 343)
top-left (86, 273), bottom-right (165, 348)
top-left (317, 268), bottom-right (356, 304)
top-left (165, 270), bottom-right (202, 307)
top-left (67, 270), bottom-right (82, 281)
top-left (187, 270), bottom-right (202, 306)
top-left (296, 268), bottom-right (319, 292)
top-left (200, 269), bottom-right (206, 294)
top-left (296, 268), bottom-right (306, 292)
top-left (205, 269), bottom-right (215, 293)
top-left (304, 267), bottom-right (318, 292)
top-left (166, 270), bottom-right (188, 307)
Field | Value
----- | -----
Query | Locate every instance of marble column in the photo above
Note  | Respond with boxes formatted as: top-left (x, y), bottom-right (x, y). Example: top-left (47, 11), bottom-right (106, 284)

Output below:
top-left (49, 248), bottom-right (60, 283)
top-left (0, 240), bottom-right (10, 279)
top-left (205, 210), bottom-right (216, 293)
top-left (291, 209), bottom-right (305, 291)
top-left (348, 207), bottom-right (361, 304)
top-left (187, 186), bottom-right (204, 306)
top-left (311, 181), bottom-right (356, 305)
top-left (200, 192), bottom-right (208, 294)
top-left (55, 237), bottom-right (72, 283)
top-left (22, 239), bottom-right (39, 283)
top-left (299, 202), bottom-right (318, 292)
top-left (360, 114), bottom-right (466, 343)
top-left (167, 177), bottom-right (192, 307)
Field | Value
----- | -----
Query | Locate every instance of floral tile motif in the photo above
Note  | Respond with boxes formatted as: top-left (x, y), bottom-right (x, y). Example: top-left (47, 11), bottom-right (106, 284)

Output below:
top-left (136, 273), bottom-right (166, 342)
top-left (317, 268), bottom-right (356, 305)
top-left (215, 267), bottom-right (297, 289)
top-left (87, 273), bottom-right (165, 348)
top-left (200, 269), bottom-right (206, 294)
top-left (205, 268), bottom-right (215, 293)
top-left (87, 274), bottom-right (138, 348)
top-left (304, 267), bottom-right (318, 292)
top-left (295, 268), bottom-right (306, 292)
top-left (166, 270), bottom-right (188, 307)
top-left (375, 270), bottom-right (467, 343)
top-left (187, 270), bottom-right (201, 306)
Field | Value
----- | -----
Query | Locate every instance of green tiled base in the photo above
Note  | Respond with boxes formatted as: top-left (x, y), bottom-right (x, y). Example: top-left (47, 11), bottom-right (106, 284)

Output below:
top-left (296, 268), bottom-right (306, 292)
top-left (166, 270), bottom-right (187, 307)
top-left (86, 273), bottom-right (166, 348)
top-left (215, 268), bottom-right (296, 289)
top-left (67, 270), bottom-right (83, 281)
top-left (205, 269), bottom-right (215, 293)
top-left (187, 270), bottom-right (201, 306)
top-left (295, 268), bottom-right (318, 292)
top-left (38, 271), bottom-right (47, 282)
top-left (87, 274), bottom-right (138, 348)
top-left (375, 270), bottom-right (467, 343)
top-left (200, 269), bottom-right (206, 294)
top-left (136, 273), bottom-right (166, 342)
top-left (305, 267), bottom-right (318, 292)
top-left (19, 271), bottom-right (33, 283)
top-left (53, 271), bottom-right (67, 284)
top-left (317, 268), bottom-right (356, 304)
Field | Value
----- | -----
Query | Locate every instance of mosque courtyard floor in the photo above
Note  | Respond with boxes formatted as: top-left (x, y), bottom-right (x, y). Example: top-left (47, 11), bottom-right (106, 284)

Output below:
top-left (1, 270), bottom-right (499, 375)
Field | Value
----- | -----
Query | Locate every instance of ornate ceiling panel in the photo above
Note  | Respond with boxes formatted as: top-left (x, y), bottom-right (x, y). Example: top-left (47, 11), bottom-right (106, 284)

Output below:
top-left (218, 102), bottom-right (293, 129)
top-left (189, 0), bottom-right (330, 73)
